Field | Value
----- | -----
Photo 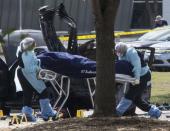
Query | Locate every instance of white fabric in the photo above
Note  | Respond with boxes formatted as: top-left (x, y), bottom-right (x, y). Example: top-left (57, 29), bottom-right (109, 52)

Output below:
top-left (115, 74), bottom-right (136, 83)
top-left (16, 45), bottom-right (21, 57)
top-left (14, 66), bottom-right (23, 92)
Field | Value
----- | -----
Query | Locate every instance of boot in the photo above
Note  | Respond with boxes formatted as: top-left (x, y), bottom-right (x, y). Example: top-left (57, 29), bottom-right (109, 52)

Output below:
top-left (148, 105), bottom-right (162, 119)
top-left (22, 106), bottom-right (36, 122)
top-left (116, 97), bottom-right (132, 116)
top-left (39, 99), bottom-right (57, 121)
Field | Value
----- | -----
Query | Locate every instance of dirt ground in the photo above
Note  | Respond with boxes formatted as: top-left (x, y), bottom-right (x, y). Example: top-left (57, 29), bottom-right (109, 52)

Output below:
top-left (2, 117), bottom-right (169, 131)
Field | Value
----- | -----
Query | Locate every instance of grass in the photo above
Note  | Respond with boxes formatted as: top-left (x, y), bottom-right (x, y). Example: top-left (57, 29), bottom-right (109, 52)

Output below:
top-left (151, 71), bottom-right (170, 104)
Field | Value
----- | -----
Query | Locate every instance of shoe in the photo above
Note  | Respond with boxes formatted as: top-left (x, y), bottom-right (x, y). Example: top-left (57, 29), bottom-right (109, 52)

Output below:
top-left (148, 105), bottom-right (162, 119)
top-left (21, 106), bottom-right (36, 122)
top-left (39, 99), bottom-right (57, 121)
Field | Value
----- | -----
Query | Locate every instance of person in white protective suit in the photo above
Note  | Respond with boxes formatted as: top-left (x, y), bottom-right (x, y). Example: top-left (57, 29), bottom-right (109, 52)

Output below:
top-left (16, 37), bottom-right (57, 121)
top-left (115, 42), bottom-right (161, 118)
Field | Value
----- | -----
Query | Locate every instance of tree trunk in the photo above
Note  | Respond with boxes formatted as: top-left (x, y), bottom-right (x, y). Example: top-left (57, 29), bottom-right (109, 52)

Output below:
top-left (91, 0), bottom-right (120, 117)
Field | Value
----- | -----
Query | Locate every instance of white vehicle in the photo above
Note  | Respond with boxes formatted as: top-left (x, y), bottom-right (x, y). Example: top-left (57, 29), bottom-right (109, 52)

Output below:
top-left (122, 26), bottom-right (170, 70)
top-left (150, 41), bottom-right (170, 69)
top-left (126, 26), bottom-right (170, 47)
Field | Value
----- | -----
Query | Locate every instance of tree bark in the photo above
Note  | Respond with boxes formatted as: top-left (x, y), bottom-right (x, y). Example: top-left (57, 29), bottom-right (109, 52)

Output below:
top-left (91, 0), bottom-right (120, 117)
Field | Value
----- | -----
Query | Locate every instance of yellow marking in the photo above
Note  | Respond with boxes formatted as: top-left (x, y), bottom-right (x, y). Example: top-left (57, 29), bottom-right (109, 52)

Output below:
top-left (76, 109), bottom-right (85, 118)
top-left (20, 113), bottom-right (28, 123)
top-left (11, 115), bottom-right (20, 125)
top-left (11, 113), bottom-right (28, 125)
top-left (0, 110), bottom-right (3, 117)
top-left (59, 30), bottom-right (152, 40)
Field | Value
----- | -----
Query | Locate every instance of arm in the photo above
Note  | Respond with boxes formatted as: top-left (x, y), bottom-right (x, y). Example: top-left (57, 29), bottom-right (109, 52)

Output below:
top-left (127, 48), bottom-right (141, 80)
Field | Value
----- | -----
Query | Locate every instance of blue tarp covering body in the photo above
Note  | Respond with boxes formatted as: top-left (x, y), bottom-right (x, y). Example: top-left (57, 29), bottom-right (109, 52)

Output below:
top-left (38, 52), bottom-right (133, 78)
top-left (38, 52), bottom-right (96, 78)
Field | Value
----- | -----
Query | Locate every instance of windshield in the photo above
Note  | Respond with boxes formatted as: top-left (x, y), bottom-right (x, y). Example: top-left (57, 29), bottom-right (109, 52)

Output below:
top-left (138, 29), bottom-right (170, 41)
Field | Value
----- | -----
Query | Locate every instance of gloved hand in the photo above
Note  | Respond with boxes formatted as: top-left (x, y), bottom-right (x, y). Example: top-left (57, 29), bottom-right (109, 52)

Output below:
top-left (132, 79), bottom-right (140, 85)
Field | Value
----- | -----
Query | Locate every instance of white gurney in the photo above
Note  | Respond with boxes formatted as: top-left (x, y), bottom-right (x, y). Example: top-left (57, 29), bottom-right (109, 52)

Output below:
top-left (116, 74), bottom-right (136, 91)
top-left (86, 74), bottom-right (136, 108)
top-left (38, 69), bottom-right (136, 116)
top-left (38, 69), bottom-right (70, 118)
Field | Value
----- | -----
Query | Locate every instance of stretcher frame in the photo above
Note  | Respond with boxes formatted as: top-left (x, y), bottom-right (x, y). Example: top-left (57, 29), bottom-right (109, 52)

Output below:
top-left (38, 69), bottom-right (70, 118)
top-left (39, 69), bottom-right (136, 117)
top-left (86, 74), bottom-right (136, 108)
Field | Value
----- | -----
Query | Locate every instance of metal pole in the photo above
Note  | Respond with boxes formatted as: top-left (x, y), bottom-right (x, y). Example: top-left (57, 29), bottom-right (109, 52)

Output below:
top-left (19, 0), bottom-right (22, 30)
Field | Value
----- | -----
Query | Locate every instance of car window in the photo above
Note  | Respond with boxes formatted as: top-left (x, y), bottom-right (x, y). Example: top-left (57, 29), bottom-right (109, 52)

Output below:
top-left (138, 29), bottom-right (170, 41)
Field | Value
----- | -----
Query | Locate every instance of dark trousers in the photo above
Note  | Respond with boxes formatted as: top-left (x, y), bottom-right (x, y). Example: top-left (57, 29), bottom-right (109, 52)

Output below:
top-left (125, 71), bottom-right (151, 112)
top-left (17, 68), bottom-right (49, 107)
